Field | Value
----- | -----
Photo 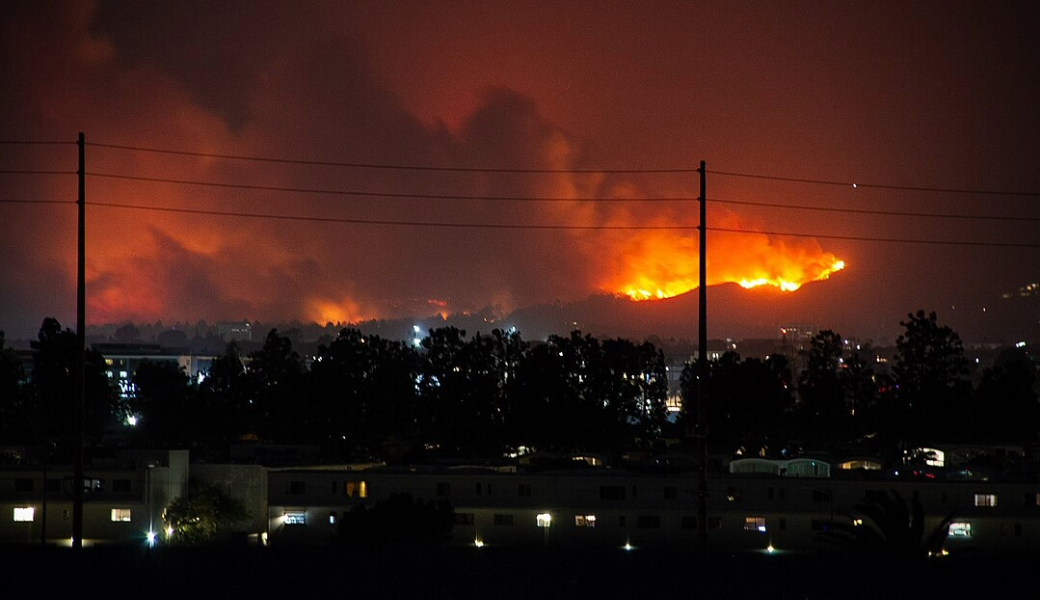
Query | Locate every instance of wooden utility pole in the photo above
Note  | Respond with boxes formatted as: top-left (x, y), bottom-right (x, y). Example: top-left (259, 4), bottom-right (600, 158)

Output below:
top-left (73, 132), bottom-right (85, 549)
top-left (696, 160), bottom-right (708, 545)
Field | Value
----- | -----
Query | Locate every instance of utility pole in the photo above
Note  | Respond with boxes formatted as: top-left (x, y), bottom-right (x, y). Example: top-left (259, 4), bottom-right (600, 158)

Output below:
top-left (695, 160), bottom-right (708, 546)
top-left (73, 132), bottom-right (85, 549)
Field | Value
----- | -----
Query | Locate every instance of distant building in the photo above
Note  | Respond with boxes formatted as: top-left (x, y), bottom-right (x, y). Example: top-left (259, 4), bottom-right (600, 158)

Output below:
top-left (218, 321), bottom-right (253, 342)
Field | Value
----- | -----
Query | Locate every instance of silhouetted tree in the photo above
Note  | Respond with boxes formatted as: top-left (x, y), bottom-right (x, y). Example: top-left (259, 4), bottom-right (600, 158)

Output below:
top-left (892, 310), bottom-right (970, 443)
top-left (310, 328), bottom-right (422, 460)
top-left (197, 341), bottom-right (250, 448)
top-left (839, 342), bottom-right (880, 442)
top-left (0, 331), bottom-right (29, 445)
top-left (828, 489), bottom-right (954, 560)
top-left (682, 351), bottom-right (793, 456)
top-left (972, 346), bottom-right (1039, 443)
top-left (162, 477), bottom-right (252, 546)
top-left (796, 330), bottom-right (849, 448)
top-left (246, 329), bottom-right (305, 442)
top-left (128, 359), bottom-right (194, 448)
top-left (28, 318), bottom-right (116, 457)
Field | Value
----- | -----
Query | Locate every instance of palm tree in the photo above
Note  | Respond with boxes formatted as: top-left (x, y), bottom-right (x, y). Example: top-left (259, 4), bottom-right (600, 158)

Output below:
top-left (827, 489), bottom-right (954, 559)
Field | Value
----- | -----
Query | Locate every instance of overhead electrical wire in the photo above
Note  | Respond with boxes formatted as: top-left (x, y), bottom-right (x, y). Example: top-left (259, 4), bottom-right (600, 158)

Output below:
top-left (708, 169), bottom-right (1040, 197)
top-left (3, 141), bottom-right (1037, 245)
top-left (0, 140), bottom-right (77, 146)
top-left (81, 200), bottom-right (1040, 248)
top-left (81, 171), bottom-right (1040, 221)
top-left (0, 199), bottom-right (72, 205)
top-left (709, 198), bottom-right (1040, 222)
top-left (0, 169), bottom-right (78, 176)
top-left (81, 140), bottom-right (1040, 196)
top-left (85, 142), bottom-right (699, 174)
top-left (85, 171), bottom-right (696, 202)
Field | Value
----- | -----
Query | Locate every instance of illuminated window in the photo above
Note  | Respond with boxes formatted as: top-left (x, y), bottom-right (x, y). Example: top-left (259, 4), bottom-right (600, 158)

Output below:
top-left (974, 494), bottom-right (997, 507)
top-left (949, 522), bottom-right (972, 537)
top-left (727, 487), bottom-right (741, 502)
top-left (536, 513), bottom-right (552, 528)
top-left (111, 508), bottom-right (131, 522)
top-left (575, 515), bottom-right (596, 528)
top-left (284, 511), bottom-right (306, 525)
top-left (1033, 493), bottom-right (1040, 507)
top-left (345, 481), bottom-right (367, 498)
top-left (13, 507), bottom-right (34, 522)
top-left (329, 512), bottom-right (336, 525)
top-left (745, 517), bottom-right (766, 532)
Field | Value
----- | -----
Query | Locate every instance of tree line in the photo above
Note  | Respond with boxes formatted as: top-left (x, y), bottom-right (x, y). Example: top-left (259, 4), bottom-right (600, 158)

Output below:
top-left (0, 310), bottom-right (1036, 467)
top-left (683, 310), bottom-right (1039, 464)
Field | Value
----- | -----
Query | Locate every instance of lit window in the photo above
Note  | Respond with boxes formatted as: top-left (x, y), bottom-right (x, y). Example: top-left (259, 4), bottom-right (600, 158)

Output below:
top-left (727, 487), bottom-right (741, 501)
top-left (536, 513), bottom-right (552, 528)
top-left (974, 494), bottom-right (997, 507)
top-left (329, 512), bottom-right (336, 525)
top-left (949, 522), bottom-right (972, 537)
top-left (13, 507), bottom-right (34, 522)
top-left (575, 515), bottom-right (596, 528)
top-left (345, 481), bottom-right (368, 498)
top-left (285, 511), bottom-right (306, 525)
top-left (745, 517), bottom-right (766, 532)
top-left (111, 508), bottom-right (131, 522)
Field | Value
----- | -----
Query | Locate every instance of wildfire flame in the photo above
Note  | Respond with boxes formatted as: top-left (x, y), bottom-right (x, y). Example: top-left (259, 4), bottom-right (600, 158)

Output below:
top-left (612, 230), bottom-right (846, 301)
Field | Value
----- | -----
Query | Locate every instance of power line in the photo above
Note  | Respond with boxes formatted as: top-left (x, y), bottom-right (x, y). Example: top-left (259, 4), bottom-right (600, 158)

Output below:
top-left (709, 169), bottom-right (1040, 197)
top-left (0, 170), bottom-right (78, 176)
top-left (86, 201), bottom-right (696, 230)
top-left (85, 171), bottom-right (696, 202)
top-left (83, 140), bottom-right (1040, 196)
top-left (0, 198), bottom-right (72, 205)
top-left (85, 171), bottom-right (1040, 220)
top-left (85, 200), bottom-right (1040, 247)
top-left (86, 142), bottom-right (699, 174)
top-left (710, 197), bottom-right (1040, 222)
top-left (0, 140), bottom-right (76, 146)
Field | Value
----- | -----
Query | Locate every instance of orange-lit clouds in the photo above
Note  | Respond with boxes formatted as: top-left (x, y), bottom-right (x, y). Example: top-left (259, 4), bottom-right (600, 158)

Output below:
top-left (1, 2), bottom-right (1036, 344)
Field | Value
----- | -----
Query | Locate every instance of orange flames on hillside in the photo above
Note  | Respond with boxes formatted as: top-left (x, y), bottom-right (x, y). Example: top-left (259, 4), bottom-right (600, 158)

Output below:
top-left (611, 230), bottom-right (846, 301)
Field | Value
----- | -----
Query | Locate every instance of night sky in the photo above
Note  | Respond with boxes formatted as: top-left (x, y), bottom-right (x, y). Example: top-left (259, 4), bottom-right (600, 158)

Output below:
top-left (1, 1), bottom-right (1037, 345)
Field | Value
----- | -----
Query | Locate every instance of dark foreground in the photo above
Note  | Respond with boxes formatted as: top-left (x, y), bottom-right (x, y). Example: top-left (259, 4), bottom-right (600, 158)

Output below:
top-left (1, 543), bottom-right (1025, 599)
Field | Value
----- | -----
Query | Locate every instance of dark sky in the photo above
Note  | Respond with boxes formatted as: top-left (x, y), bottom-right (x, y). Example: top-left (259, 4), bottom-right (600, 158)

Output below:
top-left (1, 1), bottom-right (1037, 344)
